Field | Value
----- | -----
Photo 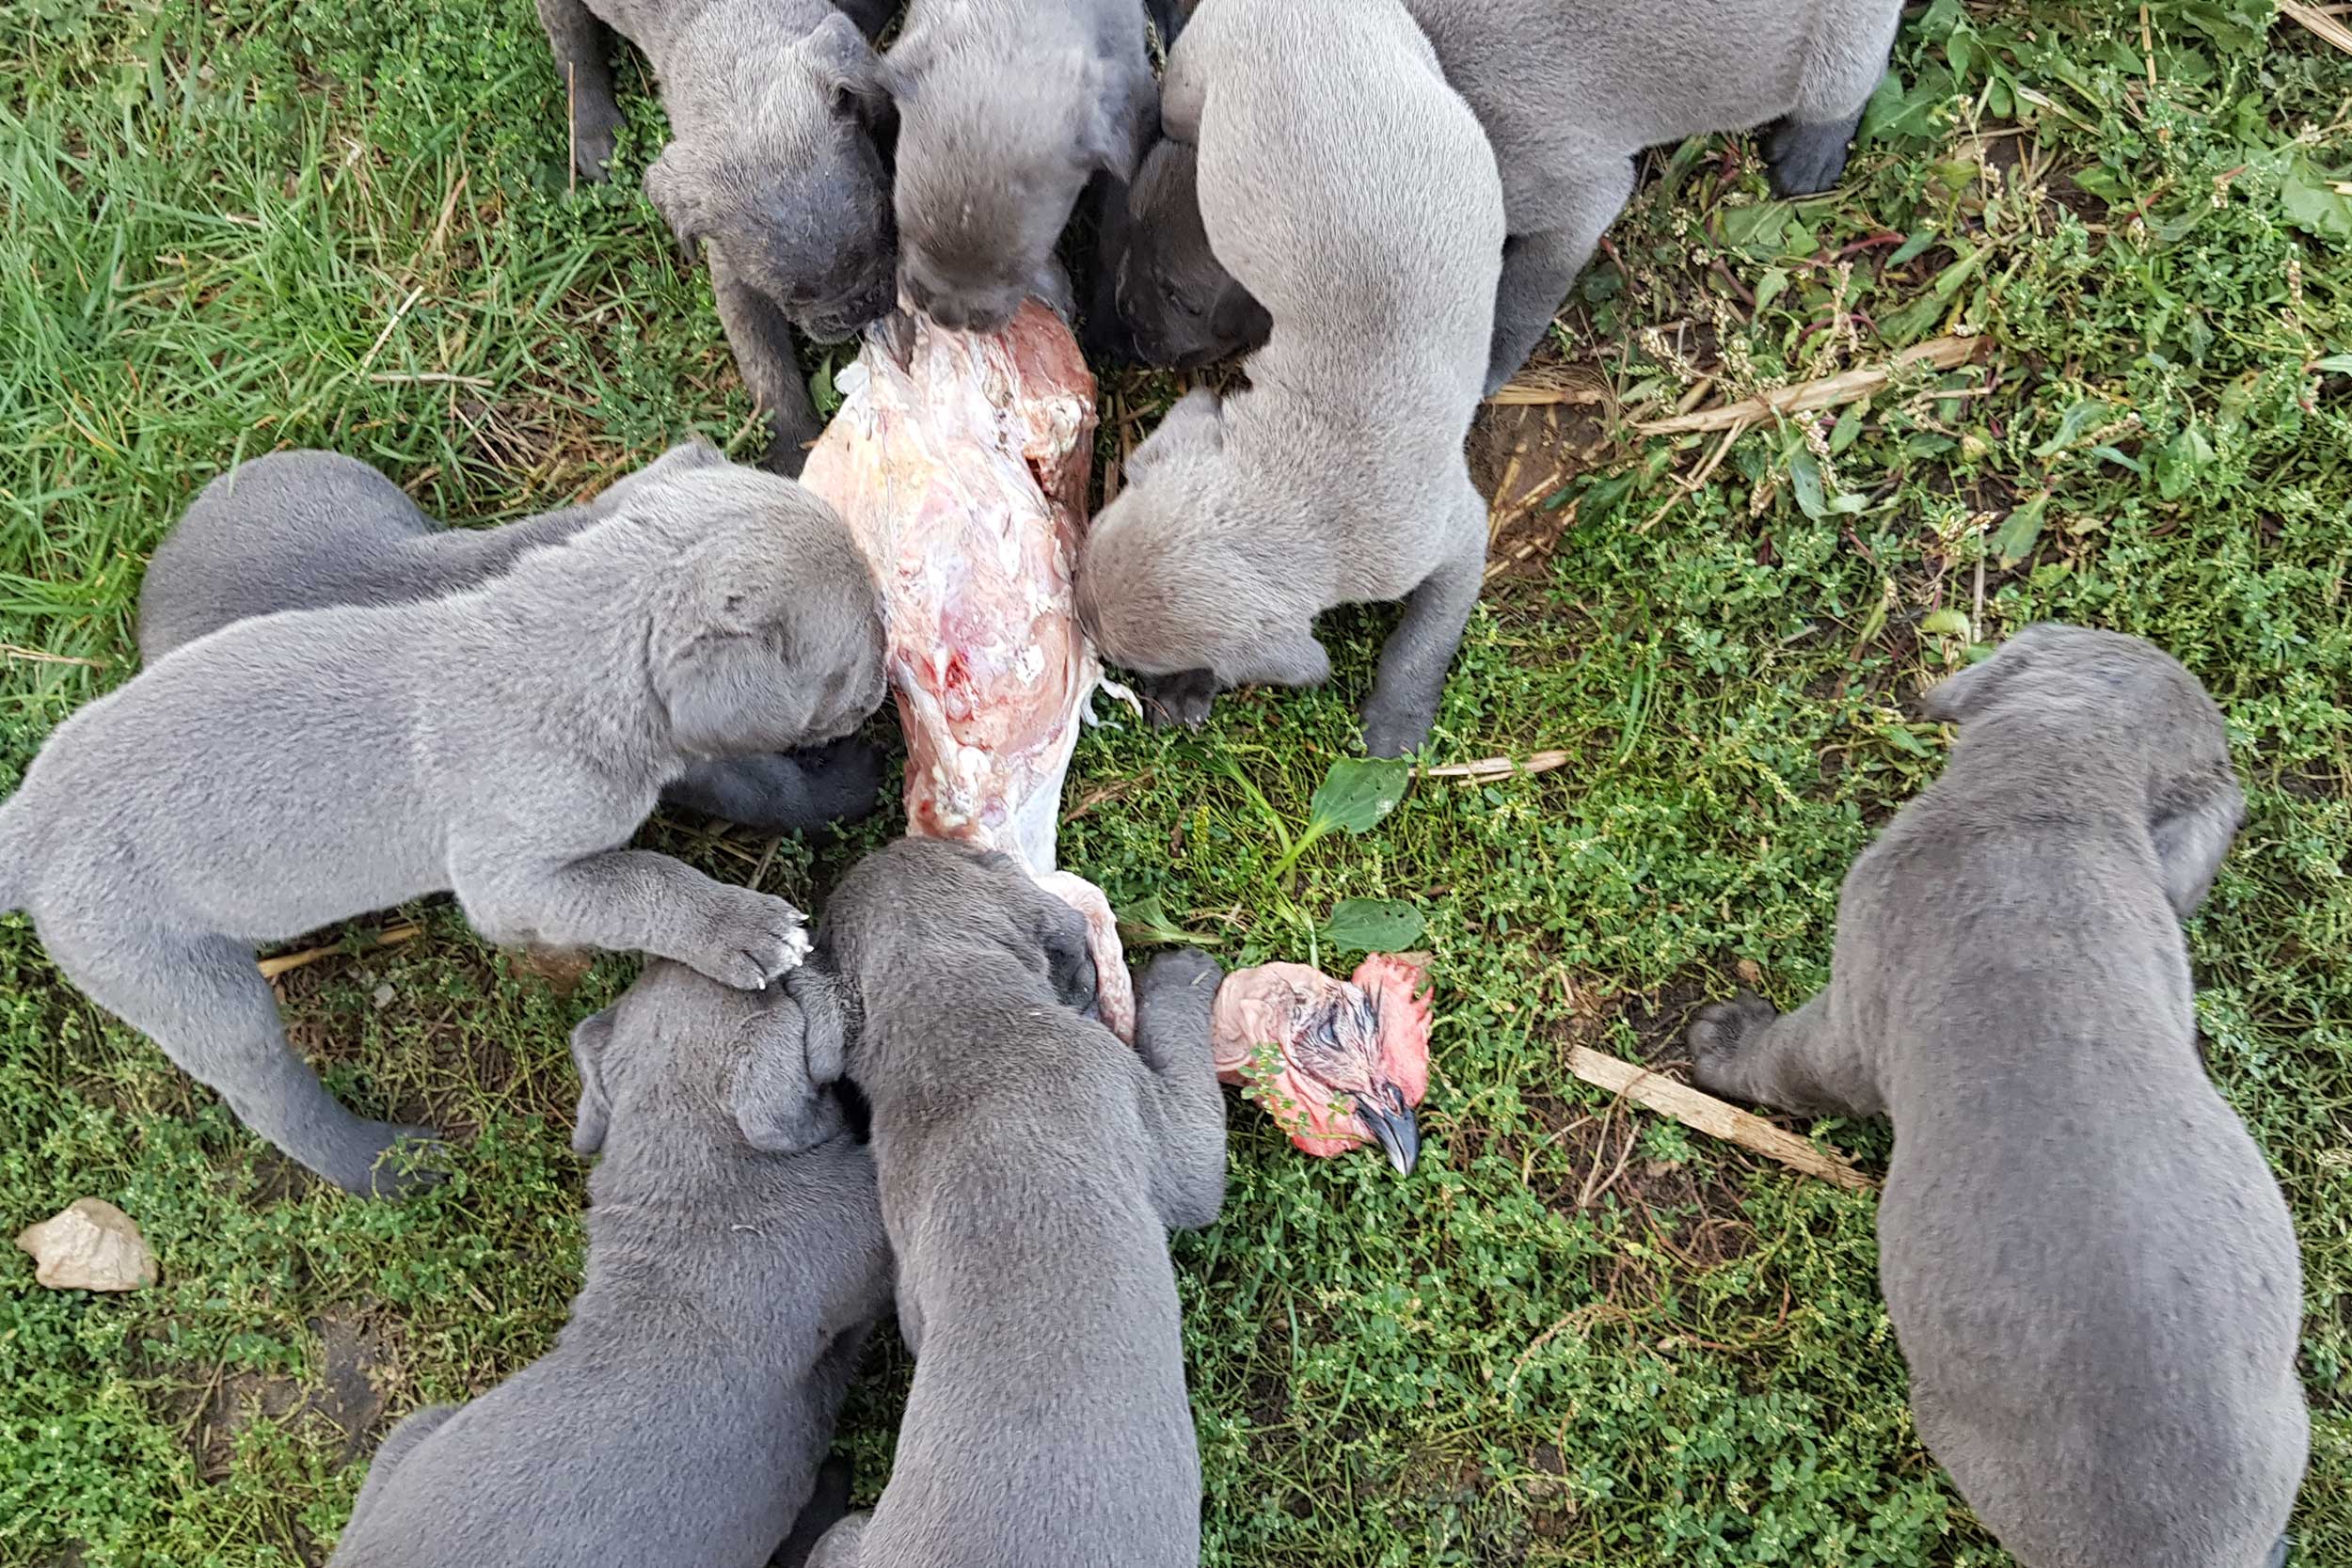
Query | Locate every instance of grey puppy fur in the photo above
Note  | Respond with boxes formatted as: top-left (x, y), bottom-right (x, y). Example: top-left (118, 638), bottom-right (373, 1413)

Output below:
top-left (136, 442), bottom-right (884, 837)
top-left (326, 961), bottom-right (894, 1568)
top-left (1116, 0), bottom-right (1903, 388)
top-left (797, 838), bottom-right (1228, 1568)
top-left (1074, 0), bottom-right (1503, 757)
top-left (883, 0), bottom-right (1161, 332)
top-left (537, 0), bottom-right (898, 473)
top-left (1688, 625), bottom-right (2307, 1568)
top-left (0, 464), bottom-right (887, 1195)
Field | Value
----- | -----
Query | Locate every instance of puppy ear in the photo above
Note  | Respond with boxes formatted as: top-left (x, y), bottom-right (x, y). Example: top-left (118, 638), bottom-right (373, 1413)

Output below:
top-left (644, 143), bottom-right (711, 262)
top-left (2150, 761), bottom-right (2244, 918)
top-left (651, 549), bottom-right (826, 756)
top-left (810, 11), bottom-right (889, 115)
top-left (568, 1006), bottom-right (618, 1157)
top-left (784, 963), bottom-right (854, 1085)
top-left (1921, 625), bottom-right (2061, 722)
top-left (1031, 895), bottom-right (1099, 1017)
top-left (728, 1001), bottom-right (840, 1155)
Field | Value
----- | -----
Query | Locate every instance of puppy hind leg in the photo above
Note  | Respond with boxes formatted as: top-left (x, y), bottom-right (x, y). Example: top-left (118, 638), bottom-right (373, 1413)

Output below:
top-left (1359, 496), bottom-right (1485, 758)
top-left (802, 1513), bottom-right (871, 1568)
top-left (346, 1403), bottom-right (461, 1527)
top-left (707, 248), bottom-right (822, 478)
top-left (535, 0), bottom-right (624, 181)
top-left (1484, 160), bottom-right (1635, 395)
top-left (1686, 990), bottom-right (1882, 1118)
top-left (44, 921), bottom-right (442, 1196)
top-left (1131, 950), bottom-right (1229, 1231)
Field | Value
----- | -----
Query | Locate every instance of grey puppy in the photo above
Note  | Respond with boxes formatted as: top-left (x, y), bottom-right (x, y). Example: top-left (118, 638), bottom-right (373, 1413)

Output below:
top-left (537, 0), bottom-right (898, 473)
top-left (1116, 0), bottom-right (1904, 388)
top-left (883, 0), bottom-right (1161, 332)
top-left (326, 961), bottom-right (894, 1568)
top-left (0, 464), bottom-right (887, 1194)
top-left (1074, 0), bottom-right (1503, 756)
top-left (1688, 625), bottom-right (2306, 1568)
top-left (798, 838), bottom-right (1228, 1568)
top-left (136, 442), bottom-right (883, 837)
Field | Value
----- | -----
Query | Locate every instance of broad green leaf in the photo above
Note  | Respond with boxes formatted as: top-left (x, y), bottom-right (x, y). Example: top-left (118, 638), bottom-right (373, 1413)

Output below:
top-left (1317, 899), bottom-right (1426, 954)
top-left (1307, 757), bottom-right (1412, 837)
top-left (1788, 448), bottom-right (1829, 520)
top-left (2032, 400), bottom-right (2109, 458)
top-left (2282, 161), bottom-right (2352, 245)
top-left (2312, 355), bottom-right (2352, 375)
top-left (1920, 609), bottom-right (1971, 639)
top-left (1991, 495), bottom-right (2048, 564)
top-left (1114, 894), bottom-right (1221, 949)
top-left (2070, 166), bottom-right (2132, 203)
top-left (1887, 228), bottom-right (1938, 266)
top-left (2155, 426), bottom-right (2216, 500)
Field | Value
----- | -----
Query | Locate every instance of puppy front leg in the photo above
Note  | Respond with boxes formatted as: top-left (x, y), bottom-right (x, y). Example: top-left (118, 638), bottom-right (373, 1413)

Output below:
top-left (1131, 950), bottom-right (1229, 1231)
top-left (534, 0), bottom-right (625, 181)
top-left (453, 844), bottom-right (809, 989)
top-left (1686, 990), bottom-right (1883, 1118)
top-left (1359, 496), bottom-right (1485, 757)
top-left (1484, 160), bottom-right (1636, 395)
top-left (707, 247), bottom-right (822, 478)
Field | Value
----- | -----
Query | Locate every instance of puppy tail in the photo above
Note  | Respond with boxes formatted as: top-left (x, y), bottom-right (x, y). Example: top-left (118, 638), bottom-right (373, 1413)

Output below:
top-left (771, 1457), bottom-right (855, 1568)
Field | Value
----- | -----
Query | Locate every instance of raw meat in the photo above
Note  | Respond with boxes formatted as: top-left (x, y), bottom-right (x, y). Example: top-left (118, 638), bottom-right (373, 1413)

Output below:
top-left (801, 302), bottom-right (1136, 1039)
top-left (1211, 954), bottom-right (1434, 1173)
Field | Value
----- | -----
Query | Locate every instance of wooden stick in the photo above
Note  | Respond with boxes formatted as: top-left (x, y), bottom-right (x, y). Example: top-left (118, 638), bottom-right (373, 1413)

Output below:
top-left (1633, 335), bottom-right (1981, 436)
top-left (2281, 0), bottom-right (2352, 55)
top-left (1488, 382), bottom-right (1609, 407)
top-left (258, 924), bottom-right (422, 981)
top-left (1566, 1044), bottom-right (1876, 1192)
top-left (1422, 749), bottom-right (1570, 782)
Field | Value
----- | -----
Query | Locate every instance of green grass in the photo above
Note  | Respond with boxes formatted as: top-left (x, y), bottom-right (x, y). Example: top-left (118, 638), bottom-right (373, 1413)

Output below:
top-left (1, 0), bottom-right (2346, 1562)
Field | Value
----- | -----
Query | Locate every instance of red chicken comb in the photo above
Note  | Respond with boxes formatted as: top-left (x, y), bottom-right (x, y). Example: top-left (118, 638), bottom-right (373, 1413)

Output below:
top-left (1210, 953), bottom-right (1435, 1172)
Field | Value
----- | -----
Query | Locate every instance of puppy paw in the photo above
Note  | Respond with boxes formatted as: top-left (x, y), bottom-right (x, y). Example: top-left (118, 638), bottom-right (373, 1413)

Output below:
top-left (1140, 947), bottom-right (1221, 998)
top-left (337, 1123), bottom-right (449, 1198)
top-left (1765, 116), bottom-right (1858, 198)
top-left (1686, 990), bottom-right (1779, 1095)
top-left (1140, 669), bottom-right (1216, 729)
top-left (570, 103), bottom-right (624, 184)
top-left (691, 888), bottom-right (812, 990)
top-left (1359, 704), bottom-right (1436, 760)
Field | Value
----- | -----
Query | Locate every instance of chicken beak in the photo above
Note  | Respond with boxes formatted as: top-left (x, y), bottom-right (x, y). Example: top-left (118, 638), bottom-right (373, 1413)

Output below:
top-left (1356, 1090), bottom-right (1420, 1176)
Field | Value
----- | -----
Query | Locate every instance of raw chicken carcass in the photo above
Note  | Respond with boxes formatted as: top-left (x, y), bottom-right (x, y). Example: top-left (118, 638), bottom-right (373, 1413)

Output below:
top-left (801, 301), bottom-right (1136, 1039)
top-left (1211, 955), bottom-right (1434, 1173)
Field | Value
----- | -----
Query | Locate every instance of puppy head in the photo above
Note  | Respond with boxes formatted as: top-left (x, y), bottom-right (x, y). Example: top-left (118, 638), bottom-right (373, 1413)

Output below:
top-left (818, 839), bottom-right (1100, 1037)
top-left (1075, 392), bottom-right (1330, 690)
top-left (1924, 623), bottom-right (2245, 916)
top-left (641, 467), bottom-right (889, 759)
top-left (1117, 139), bottom-right (1267, 368)
top-left (645, 14), bottom-right (898, 342)
top-left (568, 960), bottom-right (850, 1164)
top-left (886, 42), bottom-right (1148, 332)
